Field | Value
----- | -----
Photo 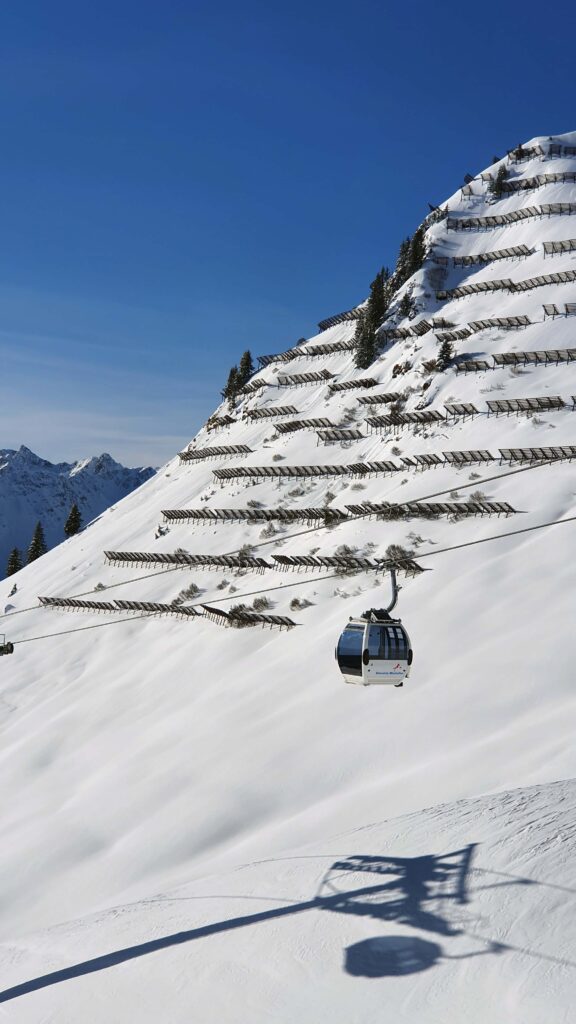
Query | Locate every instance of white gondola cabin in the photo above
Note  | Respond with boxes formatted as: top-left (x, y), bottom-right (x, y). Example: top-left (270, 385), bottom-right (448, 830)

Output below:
top-left (335, 569), bottom-right (413, 687)
top-left (336, 611), bottom-right (412, 686)
top-left (0, 634), bottom-right (14, 656)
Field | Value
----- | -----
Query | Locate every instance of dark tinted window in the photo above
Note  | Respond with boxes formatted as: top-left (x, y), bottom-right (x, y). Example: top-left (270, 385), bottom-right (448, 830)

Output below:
top-left (366, 625), bottom-right (408, 660)
top-left (383, 626), bottom-right (408, 661)
top-left (337, 625), bottom-right (364, 677)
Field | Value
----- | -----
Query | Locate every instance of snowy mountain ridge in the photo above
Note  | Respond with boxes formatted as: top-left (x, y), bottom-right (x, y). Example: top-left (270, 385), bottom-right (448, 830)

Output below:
top-left (1, 130), bottom-right (576, 1021)
top-left (0, 446), bottom-right (156, 576)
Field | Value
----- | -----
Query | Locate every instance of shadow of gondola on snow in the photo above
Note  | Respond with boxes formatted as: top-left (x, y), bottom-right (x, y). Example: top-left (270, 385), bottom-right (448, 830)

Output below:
top-left (0, 842), bottom-right (533, 1003)
top-left (345, 935), bottom-right (444, 977)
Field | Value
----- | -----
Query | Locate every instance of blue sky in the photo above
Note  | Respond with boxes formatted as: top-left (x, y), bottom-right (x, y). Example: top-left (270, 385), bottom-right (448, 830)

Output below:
top-left (0, 0), bottom-right (573, 466)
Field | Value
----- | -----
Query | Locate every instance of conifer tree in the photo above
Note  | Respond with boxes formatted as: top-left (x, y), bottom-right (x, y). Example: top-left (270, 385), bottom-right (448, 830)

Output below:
top-left (27, 521), bottom-right (47, 564)
top-left (489, 164), bottom-right (508, 199)
top-left (353, 310), bottom-right (376, 370)
top-left (237, 350), bottom-right (255, 387)
top-left (407, 225), bottom-right (426, 275)
top-left (394, 238), bottom-right (411, 285)
top-left (366, 267), bottom-right (390, 331)
top-left (437, 337), bottom-right (454, 371)
top-left (221, 365), bottom-right (240, 403)
top-left (398, 291), bottom-right (414, 320)
top-left (6, 548), bottom-right (22, 576)
top-left (64, 502), bottom-right (82, 537)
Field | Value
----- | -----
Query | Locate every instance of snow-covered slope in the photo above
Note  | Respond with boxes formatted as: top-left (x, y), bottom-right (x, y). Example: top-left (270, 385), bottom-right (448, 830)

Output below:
top-left (1, 131), bottom-right (576, 1020)
top-left (1, 780), bottom-right (575, 1023)
top-left (0, 447), bottom-right (155, 576)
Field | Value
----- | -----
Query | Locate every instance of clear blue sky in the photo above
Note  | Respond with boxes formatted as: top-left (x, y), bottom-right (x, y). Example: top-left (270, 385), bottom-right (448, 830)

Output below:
top-left (0, 0), bottom-right (573, 466)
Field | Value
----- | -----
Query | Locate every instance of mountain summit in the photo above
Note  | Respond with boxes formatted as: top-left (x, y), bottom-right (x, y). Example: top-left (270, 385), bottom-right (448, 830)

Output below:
top-left (0, 446), bottom-right (155, 575)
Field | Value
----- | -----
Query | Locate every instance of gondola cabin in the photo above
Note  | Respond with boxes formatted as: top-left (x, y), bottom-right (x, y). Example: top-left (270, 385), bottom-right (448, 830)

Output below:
top-left (336, 611), bottom-right (412, 687)
top-left (0, 634), bottom-right (14, 656)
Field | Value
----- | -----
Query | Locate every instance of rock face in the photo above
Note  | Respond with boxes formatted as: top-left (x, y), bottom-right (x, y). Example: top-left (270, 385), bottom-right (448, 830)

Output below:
top-left (0, 446), bottom-right (155, 575)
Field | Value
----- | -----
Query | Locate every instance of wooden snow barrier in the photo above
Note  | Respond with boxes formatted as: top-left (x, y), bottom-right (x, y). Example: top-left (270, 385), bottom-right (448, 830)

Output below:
top-left (444, 402), bottom-right (480, 420)
top-left (245, 405), bottom-right (299, 420)
top-left (543, 238), bottom-right (576, 257)
top-left (237, 379), bottom-right (267, 395)
top-left (410, 319), bottom-right (433, 336)
top-left (328, 377), bottom-right (379, 394)
top-left (257, 353), bottom-right (285, 368)
top-left (297, 339), bottom-right (356, 357)
top-left (431, 317), bottom-right (457, 329)
top-left (543, 302), bottom-right (576, 318)
top-left (436, 327), bottom-right (473, 342)
top-left (271, 554), bottom-right (382, 573)
top-left (275, 418), bottom-right (335, 434)
top-left (442, 450), bottom-right (496, 466)
top-left (438, 270), bottom-right (576, 302)
top-left (401, 454), bottom-right (445, 471)
top-left (344, 500), bottom-right (518, 519)
top-left (499, 171), bottom-right (576, 194)
top-left (467, 315), bottom-right (532, 332)
top-left (452, 244), bottom-right (534, 266)
top-left (277, 370), bottom-right (334, 388)
top-left (212, 461), bottom-right (403, 483)
top-left (317, 308), bottom-right (361, 332)
top-left (161, 506), bottom-right (349, 526)
top-left (38, 596), bottom-right (200, 618)
top-left (179, 445), bottom-right (253, 463)
top-left (365, 411), bottom-right (445, 434)
top-left (499, 446), bottom-right (576, 464)
top-left (103, 551), bottom-right (272, 572)
top-left (456, 349), bottom-right (576, 373)
top-left (316, 427), bottom-right (365, 445)
top-left (437, 278), bottom-right (515, 301)
top-left (39, 597), bottom-right (120, 613)
top-left (271, 554), bottom-right (426, 577)
top-left (206, 414), bottom-right (237, 432)
top-left (446, 204), bottom-right (576, 231)
top-left (201, 605), bottom-right (297, 630)
top-left (506, 143), bottom-right (545, 162)
top-left (486, 396), bottom-right (565, 416)
top-left (492, 349), bottom-right (576, 367)
top-left (357, 391), bottom-right (403, 406)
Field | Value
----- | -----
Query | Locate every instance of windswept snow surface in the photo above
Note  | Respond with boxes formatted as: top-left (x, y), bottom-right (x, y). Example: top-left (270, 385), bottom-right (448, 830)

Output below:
top-left (1, 781), bottom-right (575, 1023)
top-left (1, 131), bottom-right (576, 1019)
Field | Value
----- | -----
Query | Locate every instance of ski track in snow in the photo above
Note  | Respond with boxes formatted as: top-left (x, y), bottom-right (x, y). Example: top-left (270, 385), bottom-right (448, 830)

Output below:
top-left (1, 131), bottom-right (576, 1021)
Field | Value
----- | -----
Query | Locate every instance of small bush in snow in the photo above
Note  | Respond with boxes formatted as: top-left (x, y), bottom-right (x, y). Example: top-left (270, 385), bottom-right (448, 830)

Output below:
top-left (385, 543), bottom-right (414, 562)
top-left (177, 582), bottom-right (201, 601)
top-left (253, 596), bottom-right (272, 611)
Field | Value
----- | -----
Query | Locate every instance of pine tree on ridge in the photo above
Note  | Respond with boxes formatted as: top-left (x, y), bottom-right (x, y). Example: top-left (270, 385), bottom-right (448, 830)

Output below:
top-left (27, 521), bottom-right (47, 564)
top-left (6, 548), bottom-right (23, 576)
top-left (64, 502), bottom-right (82, 537)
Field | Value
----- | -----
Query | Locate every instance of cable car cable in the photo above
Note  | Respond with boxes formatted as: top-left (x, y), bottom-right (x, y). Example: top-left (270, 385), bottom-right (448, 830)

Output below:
top-left (11, 511), bottom-right (576, 648)
top-left (0, 457), bottom-right (557, 626)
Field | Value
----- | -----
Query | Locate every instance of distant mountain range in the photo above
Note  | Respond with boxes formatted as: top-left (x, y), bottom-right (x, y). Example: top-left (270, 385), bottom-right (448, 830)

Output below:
top-left (0, 446), bottom-right (156, 575)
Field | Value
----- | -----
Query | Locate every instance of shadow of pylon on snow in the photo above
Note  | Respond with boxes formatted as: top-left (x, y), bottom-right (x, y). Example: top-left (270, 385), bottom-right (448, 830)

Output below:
top-left (0, 842), bottom-right (538, 1003)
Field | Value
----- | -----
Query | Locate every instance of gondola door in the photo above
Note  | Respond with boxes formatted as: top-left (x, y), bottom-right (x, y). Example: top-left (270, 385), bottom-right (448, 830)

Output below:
top-left (364, 623), bottom-right (409, 685)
